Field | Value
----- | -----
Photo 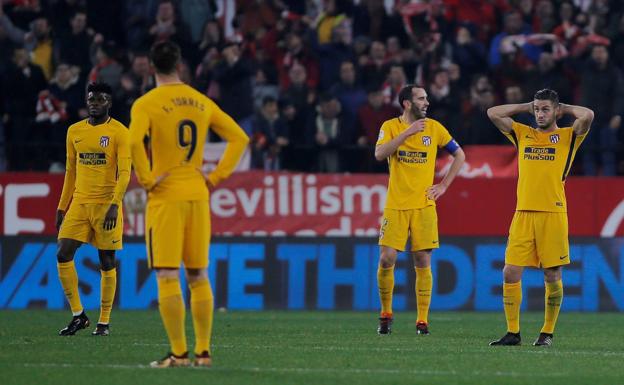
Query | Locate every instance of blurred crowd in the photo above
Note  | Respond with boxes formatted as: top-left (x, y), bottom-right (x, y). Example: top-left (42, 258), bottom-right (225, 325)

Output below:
top-left (0, 0), bottom-right (623, 175)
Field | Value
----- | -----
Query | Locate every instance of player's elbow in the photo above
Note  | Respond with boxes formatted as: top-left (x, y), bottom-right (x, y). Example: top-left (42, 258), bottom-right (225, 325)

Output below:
top-left (584, 109), bottom-right (594, 122)
top-left (374, 148), bottom-right (386, 162)
top-left (486, 107), bottom-right (497, 120)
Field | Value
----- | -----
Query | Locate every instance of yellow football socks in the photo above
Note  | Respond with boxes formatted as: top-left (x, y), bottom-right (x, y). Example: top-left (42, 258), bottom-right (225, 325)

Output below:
top-left (503, 281), bottom-right (522, 333)
top-left (157, 276), bottom-right (187, 356)
top-left (415, 267), bottom-right (432, 323)
top-left (58, 261), bottom-right (83, 315)
top-left (377, 266), bottom-right (394, 315)
top-left (189, 279), bottom-right (214, 355)
top-left (541, 280), bottom-right (563, 334)
top-left (98, 268), bottom-right (117, 324)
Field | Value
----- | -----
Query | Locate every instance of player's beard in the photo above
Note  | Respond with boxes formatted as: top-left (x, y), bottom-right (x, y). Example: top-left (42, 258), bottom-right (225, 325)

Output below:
top-left (410, 104), bottom-right (426, 120)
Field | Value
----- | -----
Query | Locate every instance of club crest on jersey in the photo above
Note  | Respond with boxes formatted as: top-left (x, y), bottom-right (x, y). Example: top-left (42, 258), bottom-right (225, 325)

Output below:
top-left (99, 136), bottom-right (110, 148)
top-left (549, 134), bottom-right (559, 144)
top-left (422, 136), bottom-right (432, 146)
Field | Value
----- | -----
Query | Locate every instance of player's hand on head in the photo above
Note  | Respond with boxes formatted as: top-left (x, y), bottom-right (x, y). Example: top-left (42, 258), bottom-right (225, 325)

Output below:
top-left (426, 184), bottom-right (447, 201)
top-left (103, 204), bottom-right (118, 231)
top-left (55, 210), bottom-right (65, 232)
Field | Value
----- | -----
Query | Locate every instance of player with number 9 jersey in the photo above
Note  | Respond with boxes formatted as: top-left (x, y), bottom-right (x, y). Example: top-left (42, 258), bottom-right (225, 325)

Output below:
top-left (130, 85), bottom-right (245, 203)
top-left (129, 41), bottom-right (249, 368)
top-left (130, 83), bottom-right (249, 269)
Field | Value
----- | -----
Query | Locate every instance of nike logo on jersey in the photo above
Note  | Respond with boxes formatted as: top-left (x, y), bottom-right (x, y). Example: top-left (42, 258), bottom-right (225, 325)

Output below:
top-left (75, 138), bottom-right (83, 143)
top-left (525, 135), bottom-right (531, 138)
top-left (559, 255), bottom-right (568, 260)
top-left (432, 240), bottom-right (439, 244)
top-left (112, 240), bottom-right (120, 244)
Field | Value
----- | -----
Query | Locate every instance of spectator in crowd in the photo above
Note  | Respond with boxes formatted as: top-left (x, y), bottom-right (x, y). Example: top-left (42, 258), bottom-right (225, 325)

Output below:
top-left (114, 52), bottom-right (153, 124)
top-left (356, 86), bottom-right (399, 172)
top-left (282, 63), bottom-right (316, 148)
top-left (276, 32), bottom-right (319, 91)
top-left (360, 40), bottom-right (388, 88)
top-left (49, 62), bottom-right (85, 123)
top-left (330, 60), bottom-right (367, 139)
top-left (88, 38), bottom-right (123, 92)
top-left (0, 1), bottom-right (622, 174)
top-left (249, 96), bottom-right (289, 171)
top-left (0, 11), bottom-right (55, 79)
top-left (213, 42), bottom-right (254, 124)
top-left (50, 0), bottom-right (87, 38)
top-left (179, 0), bottom-right (216, 44)
top-left (579, 44), bottom-right (624, 176)
top-left (523, 52), bottom-right (574, 106)
top-left (195, 18), bottom-right (224, 68)
top-left (147, 0), bottom-right (192, 58)
top-left (0, 22), bottom-right (13, 74)
top-left (427, 68), bottom-right (462, 134)
top-left (381, 63), bottom-right (407, 108)
top-left (124, 0), bottom-right (159, 50)
top-left (489, 11), bottom-right (542, 69)
top-left (56, 10), bottom-right (93, 81)
top-left (308, 93), bottom-right (349, 173)
top-left (463, 78), bottom-right (501, 145)
top-left (452, 25), bottom-right (487, 89)
top-left (310, 15), bottom-right (355, 91)
top-left (2, 47), bottom-right (47, 170)
top-left (252, 66), bottom-right (280, 114)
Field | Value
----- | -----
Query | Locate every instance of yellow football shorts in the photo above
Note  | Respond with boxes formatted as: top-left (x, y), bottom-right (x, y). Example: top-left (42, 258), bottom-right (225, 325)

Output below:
top-left (58, 203), bottom-right (123, 250)
top-left (378, 206), bottom-right (439, 252)
top-left (506, 210), bottom-right (570, 268)
top-left (145, 200), bottom-right (211, 269)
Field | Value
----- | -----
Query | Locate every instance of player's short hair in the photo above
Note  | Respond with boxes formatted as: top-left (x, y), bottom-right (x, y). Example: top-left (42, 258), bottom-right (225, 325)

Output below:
top-left (398, 84), bottom-right (418, 110)
top-left (87, 82), bottom-right (113, 96)
top-left (150, 40), bottom-right (181, 75)
top-left (534, 88), bottom-right (559, 105)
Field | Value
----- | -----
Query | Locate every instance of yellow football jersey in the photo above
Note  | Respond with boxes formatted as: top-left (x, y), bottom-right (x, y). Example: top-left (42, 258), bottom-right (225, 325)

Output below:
top-left (57, 117), bottom-right (131, 210)
top-left (376, 117), bottom-right (453, 210)
top-left (502, 121), bottom-right (587, 212)
top-left (129, 83), bottom-right (249, 203)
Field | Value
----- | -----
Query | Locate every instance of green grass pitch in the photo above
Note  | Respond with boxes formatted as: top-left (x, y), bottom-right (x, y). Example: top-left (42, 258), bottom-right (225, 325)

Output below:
top-left (1, 310), bottom-right (623, 385)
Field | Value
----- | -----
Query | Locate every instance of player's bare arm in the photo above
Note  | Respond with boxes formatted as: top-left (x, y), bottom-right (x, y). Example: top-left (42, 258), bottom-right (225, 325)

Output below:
top-left (486, 103), bottom-right (532, 133)
top-left (560, 103), bottom-right (594, 135)
top-left (426, 146), bottom-right (465, 201)
top-left (374, 119), bottom-right (425, 161)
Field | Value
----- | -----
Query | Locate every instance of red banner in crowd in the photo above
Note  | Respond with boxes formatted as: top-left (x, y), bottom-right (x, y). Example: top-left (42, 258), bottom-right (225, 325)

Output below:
top-left (436, 145), bottom-right (519, 178)
top-left (1, 172), bottom-right (623, 237)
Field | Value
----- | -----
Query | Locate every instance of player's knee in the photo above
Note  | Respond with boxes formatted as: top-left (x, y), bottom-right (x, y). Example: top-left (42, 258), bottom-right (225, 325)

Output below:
top-left (503, 265), bottom-right (522, 283)
top-left (186, 268), bottom-right (208, 282)
top-left (98, 253), bottom-right (116, 271)
top-left (379, 249), bottom-right (397, 268)
top-left (412, 250), bottom-right (432, 268)
top-left (56, 251), bottom-right (73, 263)
top-left (543, 267), bottom-right (561, 282)
top-left (56, 244), bottom-right (74, 263)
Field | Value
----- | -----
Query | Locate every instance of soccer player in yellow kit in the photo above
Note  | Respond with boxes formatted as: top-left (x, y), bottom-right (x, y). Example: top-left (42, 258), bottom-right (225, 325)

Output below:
top-left (487, 89), bottom-right (593, 346)
top-left (129, 41), bottom-right (249, 368)
top-left (56, 82), bottom-right (131, 336)
top-left (375, 85), bottom-right (465, 335)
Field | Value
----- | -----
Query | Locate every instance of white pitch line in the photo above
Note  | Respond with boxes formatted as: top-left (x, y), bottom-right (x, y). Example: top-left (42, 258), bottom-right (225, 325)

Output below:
top-left (125, 342), bottom-right (624, 357)
top-left (14, 363), bottom-right (570, 378)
